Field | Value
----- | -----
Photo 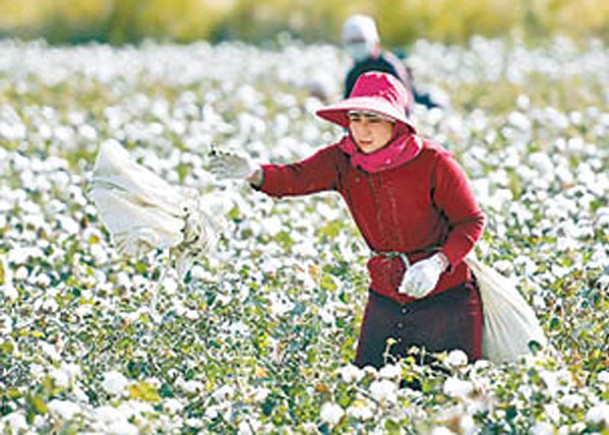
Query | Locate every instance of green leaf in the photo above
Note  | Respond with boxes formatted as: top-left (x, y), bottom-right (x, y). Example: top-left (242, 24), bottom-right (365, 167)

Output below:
top-left (320, 274), bottom-right (336, 292)
top-left (129, 381), bottom-right (161, 403)
top-left (0, 340), bottom-right (14, 355)
top-left (30, 395), bottom-right (48, 414)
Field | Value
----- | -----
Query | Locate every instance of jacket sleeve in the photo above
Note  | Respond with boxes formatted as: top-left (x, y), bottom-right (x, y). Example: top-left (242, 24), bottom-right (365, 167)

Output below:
top-left (431, 152), bottom-right (485, 268)
top-left (256, 145), bottom-right (342, 198)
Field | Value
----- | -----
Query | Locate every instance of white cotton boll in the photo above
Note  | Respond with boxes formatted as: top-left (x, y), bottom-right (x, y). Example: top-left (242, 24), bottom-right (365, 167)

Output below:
top-left (14, 266), bottom-right (28, 281)
top-left (369, 379), bottom-right (398, 403)
top-left (41, 298), bottom-right (58, 312)
top-left (0, 258), bottom-right (17, 301)
top-left (204, 405), bottom-right (220, 420)
top-left (529, 155), bottom-right (554, 182)
top-left (446, 349), bottom-right (469, 368)
top-left (431, 427), bottom-right (456, 435)
top-left (1, 412), bottom-right (28, 433)
top-left (238, 421), bottom-right (254, 435)
top-left (320, 402), bottom-right (344, 426)
top-left (89, 244), bottom-right (109, 266)
top-left (488, 189), bottom-right (513, 212)
top-left (212, 385), bottom-right (234, 401)
top-left (443, 377), bottom-right (474, 399)
top-left (597, 371), bottom-right (609, 384)
top-left (338, 364), bottom-right (365, 383)
top-left (9, 247), bottom-right (45, 265)
top-left (253, 387), bottom-right (270, 403)
top-left (78, 124), bottom-right (98, 141)
top-left (101, 371), bottom-right (129, 396)
top-left (347, 400), bottom-right (375, 421)
top-left (531, 422), bottom-right (555, 435)
top-left (544, 403), bottom-right (561, 424)
top-left (560, 394), bottom-right (584, 409)
top-left (293, 239), bottom-right (318, 258)
top-left (379, 364), bottom-right (401, 380)
top-left (50, 367), bottom-right (70, 388)
top-left (470, 179), bottom-right (489, 204)
top-left (116, 399), bottom-right (154, 418)
top-left (514, 255), bottom-right (537, 276)
top-left (268, 292), bottom-right (294, 317)
top-left (56, 215), bottom-right (80, 235)
top-left (161, 277), bottom-right (178, 295)
top-left (33, 273), bottom-right (51, 288)
top-left (116, 271), bottom-right (132, 289)
top-left (40, 341), bottom-right (61, 361)
top-left (508, 111), bottom-right (531, 131)
top-left (516, 94), bottom-right (530, 109)
top-left (539, 371), bottom-right (560, 398)
top-left (47, 400), bottom-right (81, 420)
top-left (316, 202), bottom-right (339, 221)
top-left (178, 379), bottom-right (204, 394)
top-left (551, 264), bottom-right (570, 277)
top-left (566, 136), bottom-right (584, 152)
top-left (164, 398), bottom-right (184, 414)
top-left (586, 403), bottom-right (609, 426)
top-left (107, 420), bottom-right (139, 435)
top-left (260, 215), bottom-right (282, 237)
top-left (185, 418), bottom-right (204, 429)
top-left (555, 165), bottom-right (573, 185)
top-left (185, 309), bottom-right (200, 321)
top-left (0, 314), bottom-right (12, 336)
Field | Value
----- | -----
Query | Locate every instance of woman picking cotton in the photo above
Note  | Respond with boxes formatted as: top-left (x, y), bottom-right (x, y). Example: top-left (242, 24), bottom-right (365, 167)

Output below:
top-left (209, 72), bottom-right (485, 369)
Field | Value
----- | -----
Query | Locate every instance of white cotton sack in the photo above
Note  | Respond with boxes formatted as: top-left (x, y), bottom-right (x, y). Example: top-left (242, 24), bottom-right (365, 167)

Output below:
top-left (90, 140), bottom-right (186, 255)
top-left (465, 255), bottom-right (548, 364)
top-left (89, 140), bottom-right (216, 274)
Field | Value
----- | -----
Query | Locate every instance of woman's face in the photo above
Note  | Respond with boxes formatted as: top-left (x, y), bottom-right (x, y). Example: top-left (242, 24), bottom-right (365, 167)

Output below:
top-left (348, 112), bottom-right (394, 154)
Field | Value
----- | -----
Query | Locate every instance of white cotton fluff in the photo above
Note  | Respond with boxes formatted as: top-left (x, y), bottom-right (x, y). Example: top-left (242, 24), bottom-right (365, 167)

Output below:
top-left (443, 377), bottom-right (474, 399)
top-left (47, 400), bottom-right (82, 420)
top-left (370, 379), bottom-right (398, 403)
top-left (320, 402), bottom-right (344, 425)
top-left (445, 349), bottom-right (469, 368)
top-left (586, 403), bottom-right (609, 426)
top-left (0, 255), bottom-right (17, 301)
top-left (379, 364), bottom-right (401, 380)
top-left (101, 371), bottom-right (129, 396)
top-left (1, 412), bottom-right (28, 433)
top-left (338, 364), bottom-right (365, 383)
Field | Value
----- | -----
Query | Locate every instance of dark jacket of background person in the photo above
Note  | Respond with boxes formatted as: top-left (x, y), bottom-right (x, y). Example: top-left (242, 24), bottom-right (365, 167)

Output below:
top-left (342, 14), bottom-right (442, 112)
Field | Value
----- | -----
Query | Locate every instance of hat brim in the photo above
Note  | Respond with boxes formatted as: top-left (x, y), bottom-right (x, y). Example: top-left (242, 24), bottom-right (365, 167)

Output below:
top-left (316, 96), bottom-right (417, 133)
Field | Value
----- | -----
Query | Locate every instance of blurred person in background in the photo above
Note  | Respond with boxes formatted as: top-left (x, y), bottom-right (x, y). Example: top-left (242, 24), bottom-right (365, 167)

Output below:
top-left (208, 72), bottom-right (485, 369)
top-left (342, 14), bottom-right (442, 113)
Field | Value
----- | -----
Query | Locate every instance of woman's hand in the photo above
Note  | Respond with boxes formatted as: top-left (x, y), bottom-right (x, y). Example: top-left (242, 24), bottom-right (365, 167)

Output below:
top-left (208, 149), bottom-right (258, 181)
top-left (398, 253), bottom-right (449, 298)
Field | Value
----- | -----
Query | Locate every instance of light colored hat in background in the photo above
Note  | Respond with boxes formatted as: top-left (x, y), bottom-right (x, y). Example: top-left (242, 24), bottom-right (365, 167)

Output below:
top-left (342, 14), bottom-right (380, 61)
top-left (342, 14), bottom-right (379, 45)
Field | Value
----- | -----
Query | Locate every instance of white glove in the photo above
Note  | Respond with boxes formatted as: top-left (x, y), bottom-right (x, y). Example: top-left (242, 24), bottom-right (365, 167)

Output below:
top-left (398, 253), bottom-right (448, 298)
top-left (208, 148), bottom-right (257, 180)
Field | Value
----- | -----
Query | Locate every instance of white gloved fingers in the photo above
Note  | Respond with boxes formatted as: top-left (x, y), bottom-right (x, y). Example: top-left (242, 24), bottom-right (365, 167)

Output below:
top-left (207, 150), bottom-right (255, 180)
top-left (398, 254), bottom-right (446, 298)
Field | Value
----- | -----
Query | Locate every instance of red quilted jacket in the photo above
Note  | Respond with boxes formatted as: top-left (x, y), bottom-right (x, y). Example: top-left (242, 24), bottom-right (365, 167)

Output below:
top-left (258, 139), bottom-right (485, 304)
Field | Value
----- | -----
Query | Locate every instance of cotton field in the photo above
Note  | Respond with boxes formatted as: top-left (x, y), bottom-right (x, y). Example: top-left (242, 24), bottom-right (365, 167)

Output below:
top-left (0, 37), bottom-right (608, 433)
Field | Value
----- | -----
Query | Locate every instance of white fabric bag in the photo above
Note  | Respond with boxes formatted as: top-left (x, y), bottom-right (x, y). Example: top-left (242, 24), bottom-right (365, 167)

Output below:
top-left (89, 140), bottom-right (215, 275)
top-left (465, 255), bottom-right (547, 364)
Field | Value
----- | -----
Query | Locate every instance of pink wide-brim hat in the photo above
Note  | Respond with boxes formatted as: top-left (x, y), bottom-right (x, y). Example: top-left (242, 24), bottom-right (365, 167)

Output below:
top-left (316, 72), bottom-right (417, 133)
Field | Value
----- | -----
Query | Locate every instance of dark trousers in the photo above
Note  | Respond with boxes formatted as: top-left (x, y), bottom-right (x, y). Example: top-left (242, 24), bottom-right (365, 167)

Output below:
top-left (354, 282), bottom-right (483, 369)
